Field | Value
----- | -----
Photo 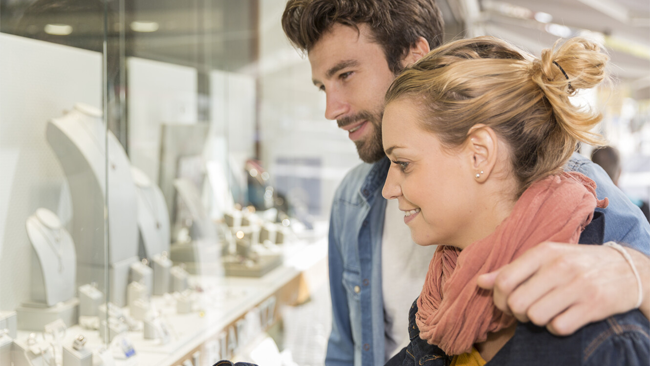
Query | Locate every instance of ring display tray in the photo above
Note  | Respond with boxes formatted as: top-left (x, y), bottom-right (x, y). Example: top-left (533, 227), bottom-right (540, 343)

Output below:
top-left (223, 254), bottom-right (283, 278)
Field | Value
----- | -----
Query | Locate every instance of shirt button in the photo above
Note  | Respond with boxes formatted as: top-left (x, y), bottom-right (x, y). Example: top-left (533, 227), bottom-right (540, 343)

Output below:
top-left (354, 286), bottom-right (360, 293)
top-left (362, 189), bottom-right (369, 196)
top-left (363, 343), bottom-right (370, 351)
top-left (363, 279), bottom-right (369, 286)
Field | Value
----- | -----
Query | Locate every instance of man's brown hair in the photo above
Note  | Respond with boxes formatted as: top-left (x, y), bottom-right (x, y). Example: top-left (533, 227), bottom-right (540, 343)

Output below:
top-left (281, 0), bottom-right (444, 74)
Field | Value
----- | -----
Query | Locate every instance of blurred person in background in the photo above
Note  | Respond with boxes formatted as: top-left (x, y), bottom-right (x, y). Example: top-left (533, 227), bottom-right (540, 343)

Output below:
top-left (592, 146), bottom-right (650, 222)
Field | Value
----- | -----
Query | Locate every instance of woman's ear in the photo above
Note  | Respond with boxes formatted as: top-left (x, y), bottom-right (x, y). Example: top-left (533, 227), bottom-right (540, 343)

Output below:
top-left (466, 125), bottom-right (499, 183)
top-left (401, 37), bottom-right (430, 68)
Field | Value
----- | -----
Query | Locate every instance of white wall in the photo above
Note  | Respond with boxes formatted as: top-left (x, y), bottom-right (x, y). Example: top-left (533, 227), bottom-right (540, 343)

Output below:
top-left (128, 57), bottom-right (198, 183)
top-left (0, 33), bottom-right (101, 310)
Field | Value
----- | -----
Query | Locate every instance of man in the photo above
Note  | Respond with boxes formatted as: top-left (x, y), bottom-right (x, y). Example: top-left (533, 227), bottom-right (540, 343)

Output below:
top-left (281, 1), bottom-right (650, 365)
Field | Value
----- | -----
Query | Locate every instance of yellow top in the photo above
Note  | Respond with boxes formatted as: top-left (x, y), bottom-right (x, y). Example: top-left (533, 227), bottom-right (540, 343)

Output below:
top-left (450, 348), bottom-right (487, 366)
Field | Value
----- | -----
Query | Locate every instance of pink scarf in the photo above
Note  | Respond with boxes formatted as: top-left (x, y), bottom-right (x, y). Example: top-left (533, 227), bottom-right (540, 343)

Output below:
top-left (416, 172), bottom-right (608, 355)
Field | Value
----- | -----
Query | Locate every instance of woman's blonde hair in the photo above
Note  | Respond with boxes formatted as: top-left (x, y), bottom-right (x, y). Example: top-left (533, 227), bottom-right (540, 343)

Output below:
top-left (385, 36), bottom-right (608, 195)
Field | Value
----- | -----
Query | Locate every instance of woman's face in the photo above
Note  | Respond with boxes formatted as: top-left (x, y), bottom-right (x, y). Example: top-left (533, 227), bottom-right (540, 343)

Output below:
top-left (381, 98), bottom-right (481, 247)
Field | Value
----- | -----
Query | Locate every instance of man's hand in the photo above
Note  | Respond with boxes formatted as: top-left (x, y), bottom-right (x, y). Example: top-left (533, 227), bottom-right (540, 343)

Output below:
top-left (477, 241), bottom-right (650, 335)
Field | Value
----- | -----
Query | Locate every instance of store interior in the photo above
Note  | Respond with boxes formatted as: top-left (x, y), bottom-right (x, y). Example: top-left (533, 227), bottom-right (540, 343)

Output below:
top-left (0, 0), bottom-right (647, 365)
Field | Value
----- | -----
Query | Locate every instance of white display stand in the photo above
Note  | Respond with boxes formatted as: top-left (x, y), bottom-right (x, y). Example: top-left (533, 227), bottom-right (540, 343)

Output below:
top-left (172, 178), bottom-right (215, 240)
top-left (131, 167), bottom-right (170, 260)
top-left (25, 209), bottom-right (76, 306)
top-left (46, 103), bottom-right (139, 306)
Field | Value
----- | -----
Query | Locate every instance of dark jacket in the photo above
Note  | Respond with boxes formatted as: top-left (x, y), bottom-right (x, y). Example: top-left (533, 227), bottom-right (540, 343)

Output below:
top-left (386, 212), bottom-right (650, 366)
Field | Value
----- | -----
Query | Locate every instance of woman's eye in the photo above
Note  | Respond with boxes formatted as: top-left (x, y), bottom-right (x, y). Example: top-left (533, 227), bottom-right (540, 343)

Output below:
top-left (392, 161), bottom-right (409, 172)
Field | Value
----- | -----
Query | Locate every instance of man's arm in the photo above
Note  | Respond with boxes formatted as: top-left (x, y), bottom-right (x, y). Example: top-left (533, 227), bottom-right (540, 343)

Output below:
top-left (325, 207), bottom-right (355, 366)
top-left (478, 154), bottom-right (650, 335)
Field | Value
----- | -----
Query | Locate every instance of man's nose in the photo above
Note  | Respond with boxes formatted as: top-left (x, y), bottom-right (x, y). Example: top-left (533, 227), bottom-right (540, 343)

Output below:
top-left (382, 168), bottom-right (402, 200)
top-left (324, 88), bottom-right (349, 121)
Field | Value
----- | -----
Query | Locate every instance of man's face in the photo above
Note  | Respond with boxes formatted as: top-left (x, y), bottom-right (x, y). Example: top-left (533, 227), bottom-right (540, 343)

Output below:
top-left (308, 23), bottom-right (397, 163)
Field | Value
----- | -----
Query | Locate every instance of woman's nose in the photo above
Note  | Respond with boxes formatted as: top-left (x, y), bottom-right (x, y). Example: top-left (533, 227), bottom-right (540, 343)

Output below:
top-left (382, 168), bottom-right (402, 200)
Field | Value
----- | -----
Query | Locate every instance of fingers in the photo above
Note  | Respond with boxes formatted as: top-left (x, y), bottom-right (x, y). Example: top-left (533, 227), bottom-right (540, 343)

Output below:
top-left (476, 271), bottom-right (497, 290)
top-left (489, 243), bottom-right (554, 313)
top-left (546, 302), bottom-right (596, 336)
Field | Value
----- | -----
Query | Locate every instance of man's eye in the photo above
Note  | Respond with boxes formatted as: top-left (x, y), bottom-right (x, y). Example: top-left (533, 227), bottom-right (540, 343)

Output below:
top-left (318, 85), bottom-right (325, 92)
top-left (340, 71), bottom-right (352, 80)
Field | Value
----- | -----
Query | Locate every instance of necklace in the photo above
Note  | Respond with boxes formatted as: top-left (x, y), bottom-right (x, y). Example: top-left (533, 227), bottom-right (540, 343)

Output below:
top-left (31, 217), bottom-right (64, 273)
top-left (132, 168), bottom-right (161, 229)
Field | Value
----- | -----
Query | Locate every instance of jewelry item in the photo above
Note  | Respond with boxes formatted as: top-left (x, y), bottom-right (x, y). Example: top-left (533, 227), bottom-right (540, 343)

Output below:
top-left (72, 335), bottom-right (86, 351)
top-left (475, 170), bottom-right (484, 179)
top-left (31, 216), bottom-right (64, 273)
top-left (603, 241), bottom-right (644, 308)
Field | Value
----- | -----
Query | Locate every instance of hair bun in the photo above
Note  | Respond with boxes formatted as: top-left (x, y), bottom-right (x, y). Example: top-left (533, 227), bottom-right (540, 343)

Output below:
top-left (532, 38), bottom-right (608, 96)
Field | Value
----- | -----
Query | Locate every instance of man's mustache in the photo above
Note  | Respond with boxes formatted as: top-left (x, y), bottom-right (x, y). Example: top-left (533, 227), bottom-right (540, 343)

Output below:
top-left (337, 111), bottom-right (379, 128)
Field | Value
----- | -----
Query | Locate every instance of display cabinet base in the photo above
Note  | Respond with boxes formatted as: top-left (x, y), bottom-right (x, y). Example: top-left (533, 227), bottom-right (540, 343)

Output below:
top-left (63, 345), bottom-right (92, 366)
top-left (223, 255), bottom-right (282, 277)
top-left (16, 297), bottom-right (79, 331)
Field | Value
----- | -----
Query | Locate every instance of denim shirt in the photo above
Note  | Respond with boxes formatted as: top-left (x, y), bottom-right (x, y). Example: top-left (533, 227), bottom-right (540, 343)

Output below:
top-left (385, 213), bottom-right (650, 366)
top-left (325, 152), bottom-right (650, 366)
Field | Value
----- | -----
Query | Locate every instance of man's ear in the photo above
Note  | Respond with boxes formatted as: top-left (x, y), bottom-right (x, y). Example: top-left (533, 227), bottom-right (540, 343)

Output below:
top-left (401, 36), bottom-right (430, 68)
top-left (465, 125), bottom-right (499, 183)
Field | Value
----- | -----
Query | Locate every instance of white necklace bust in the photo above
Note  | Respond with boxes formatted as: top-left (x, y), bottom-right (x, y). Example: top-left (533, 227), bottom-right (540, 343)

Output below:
top-left (25, 209), bottom-right (76, 306)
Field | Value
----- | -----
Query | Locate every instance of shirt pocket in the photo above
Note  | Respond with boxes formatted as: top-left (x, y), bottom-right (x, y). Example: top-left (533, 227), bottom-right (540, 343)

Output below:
top-left (342, 270), bottom-right (361, 301)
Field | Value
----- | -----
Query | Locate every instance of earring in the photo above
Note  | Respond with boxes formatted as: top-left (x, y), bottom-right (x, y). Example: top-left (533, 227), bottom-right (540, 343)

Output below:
top-left (475, 171), bottom-right (484, 179)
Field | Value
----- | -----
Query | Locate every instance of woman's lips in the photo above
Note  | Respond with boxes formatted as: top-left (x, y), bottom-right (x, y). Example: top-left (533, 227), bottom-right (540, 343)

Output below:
top-left (403, 208), bottom-right (421, 224)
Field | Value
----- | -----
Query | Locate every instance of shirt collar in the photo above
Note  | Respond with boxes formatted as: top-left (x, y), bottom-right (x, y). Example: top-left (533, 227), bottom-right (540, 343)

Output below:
top-left (359, 156), bottom-right (390, 204)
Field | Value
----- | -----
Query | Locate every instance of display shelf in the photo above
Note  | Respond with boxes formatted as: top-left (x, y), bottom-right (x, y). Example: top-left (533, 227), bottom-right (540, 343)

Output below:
top-left (13, 238), bottom-right (327, 366)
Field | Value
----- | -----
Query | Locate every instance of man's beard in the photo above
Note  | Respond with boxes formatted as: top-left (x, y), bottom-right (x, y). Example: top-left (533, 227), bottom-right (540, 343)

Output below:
top-left (337, 110), bottom-right (385, 163)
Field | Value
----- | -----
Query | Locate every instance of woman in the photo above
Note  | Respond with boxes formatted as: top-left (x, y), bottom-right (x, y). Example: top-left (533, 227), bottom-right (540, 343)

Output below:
top-left (381, 36), bottom-right (649, 366)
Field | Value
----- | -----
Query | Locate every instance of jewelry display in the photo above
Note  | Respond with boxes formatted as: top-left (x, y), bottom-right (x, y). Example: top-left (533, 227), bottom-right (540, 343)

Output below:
top-left (127, 281), bottom-right (148, 309)
top-left (63, 334), bottom-right (92, 366)
top-left (170, 266), bottom-right (190, 293)
top-left (72, 335), bottom-right (86, 351)
top-left (130, 260), bottom-right (153, 296)
top-left (47, 103), bottom-right (139, 307)
top-left (111, 334), bottom-right (136, 359)
top-left (92, 347), bottom-right (115, 366)
top-left (79, 284), bottom-right (103, 318)
top-left (130, 299), bottom-right (150, 322)
top-left (143, 317), bottom-right (171, 344)
top-left (25, 209), bottom-right (76, 306)
top-left (132, 166), bottom-right (171, 260)
top-left (153, 253), bottom-right (172, 296)
top-left (175, 291), bottom-right (193, 314)
top-left (100, 318), bottom-right (128, 343)
top-left (0, 312), bottom-right (17, 338)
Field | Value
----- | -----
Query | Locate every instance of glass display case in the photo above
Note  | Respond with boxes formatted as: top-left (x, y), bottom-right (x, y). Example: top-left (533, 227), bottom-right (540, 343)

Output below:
top-left (0, 0), bottom-right (350, 365)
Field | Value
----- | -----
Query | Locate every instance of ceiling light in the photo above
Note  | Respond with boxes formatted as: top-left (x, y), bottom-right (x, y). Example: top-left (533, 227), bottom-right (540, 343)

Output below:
top-left (44, 24), bottom-right (73, 36)
top-left (545, 24), bottom-right (573, 38)
top-left (130, 21), bottom-right (159, 33)
top-left (534, 12), bottom-right (553, 23)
